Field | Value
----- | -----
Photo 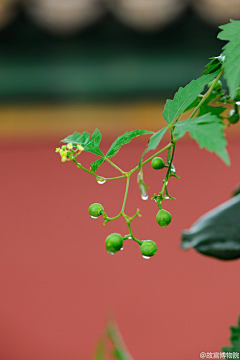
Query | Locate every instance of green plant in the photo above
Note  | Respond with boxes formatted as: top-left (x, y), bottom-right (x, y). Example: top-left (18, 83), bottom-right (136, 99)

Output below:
top-left (56, 19), bottom-right (240, 261)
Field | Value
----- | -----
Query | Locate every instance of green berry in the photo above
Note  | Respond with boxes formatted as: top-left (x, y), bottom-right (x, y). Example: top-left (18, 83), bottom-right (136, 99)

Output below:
top-left (234, 88), bottom-right (240, 102)
top-left (89, 203), bottom-right (104, 218)
top-left (105, 233), bottom-right (123, 254)
top-left (228, 109), bottom-right (239, 124)
top-left (140, 240), bottom-right (157, 258)
top-left (208, 79), bottom-right (222, 92)
top-left (156, 209), bottom-right (172, 227)
top-left (151, 157), bottom-right (165, 170)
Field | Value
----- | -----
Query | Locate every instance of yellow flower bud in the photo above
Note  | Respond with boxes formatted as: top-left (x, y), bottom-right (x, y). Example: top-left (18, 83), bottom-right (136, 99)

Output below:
top-left (55, 147), bottom-right (60, 153)
top-left (67, 143), bottom-right (73, 150)
top-left (61, 145), bottom-right (67, 150)
top-left (77, 144), bottom-right (84, 152)
top-left (61, 156), bottom-right (67, 162)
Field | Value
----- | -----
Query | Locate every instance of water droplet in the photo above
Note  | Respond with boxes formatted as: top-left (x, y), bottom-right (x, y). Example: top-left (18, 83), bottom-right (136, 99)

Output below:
top-left (141, 194), bottom-right (148, 201)
top-left (165, 196), bottom-right (170, 200)
top-left (171, 167), bottom-right (176, 173)
top-left (142, 255), bottom-right (150, 259)
top-left (120, 247), bottom-right (124, 251)
top-left (96, 177), bottom-right (106, 184)
top-left (236, 102), bottom-right (240, 106)
top-left (90, 215), bottom-right (98, 219)
top-left (107, 251), bottom-right (114, 255)
top-left (128, 236), bottom-right (132, 239)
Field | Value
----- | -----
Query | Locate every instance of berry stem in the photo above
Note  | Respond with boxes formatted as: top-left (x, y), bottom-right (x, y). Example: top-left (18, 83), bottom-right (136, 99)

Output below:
top-left (121, 175), bottom-right (130, 213)
top-left (189, 68), bottom-right (224, 119)
top-left (105, 157), bottom-right (126, 175)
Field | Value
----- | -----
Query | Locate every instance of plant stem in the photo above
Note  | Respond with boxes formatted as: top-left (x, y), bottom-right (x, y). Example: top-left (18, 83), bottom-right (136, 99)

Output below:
top-left (189, 69), bottom-right (224, 119)
top-left (160, 143), bottom-right (176, 195)
top-left (73, 159), bottom-right (126, 181)
top-left (105, 157), bottom-right (126, 175)
top-left (121, 175), bottom-right (130, 213)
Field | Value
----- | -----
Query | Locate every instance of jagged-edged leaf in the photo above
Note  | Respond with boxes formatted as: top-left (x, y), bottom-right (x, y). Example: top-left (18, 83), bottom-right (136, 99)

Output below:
top-left (61, 129), bottom-right (104, 157)
top-left (106, 130), bottom-right (153, 158)
top-left (174, 113), bottom-right (230, 165)
top-left (181, 194), bottom-right (240, 260)
top-left (61, 131), bottom-right (90, 146)
top-left (183, 96), bottom-right (201, 113)
top-left (222, 316), bottom-right (240, 355)
top-left (139, 127), bottom-right (168, 164)
top-left (163, 72), bottom-right (220, 124)
top-left (197, 93), bottom-right (225, 118)
top-left (202, 55), bottom-right (225, 76)
top-left (90, 158), bottom-right (105, 173)
top-left (218, 19), bottom-right (240, 99)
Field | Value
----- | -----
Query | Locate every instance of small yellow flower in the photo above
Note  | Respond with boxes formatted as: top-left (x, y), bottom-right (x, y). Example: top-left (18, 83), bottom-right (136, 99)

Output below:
top-left (77, 144), bottom-right (84, 152)
top-left (67, 143), bottom-right (73, 150)
top-left (61, 156), bottom-right (67, 162)
top-left (60, 149), bottom-right (67, 157)
top-left (61, 145), bottom-right (67, 150)
top-left (55, 147), bottom-right (60, 153)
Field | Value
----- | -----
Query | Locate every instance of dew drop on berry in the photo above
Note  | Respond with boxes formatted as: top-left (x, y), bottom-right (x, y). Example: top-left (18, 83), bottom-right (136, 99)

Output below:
top-left (107, 251), bottom-right (114, 255)
top-left (96, 177), bottom-right (106, 184)
top-left (90, 215), bottom-right (98, 219)
top-left (120, 247), bottom-right (124, 251)
top-left (141, 194), bottom-right (148, 201)
top-left (142, 255), bottom-right (150, 259)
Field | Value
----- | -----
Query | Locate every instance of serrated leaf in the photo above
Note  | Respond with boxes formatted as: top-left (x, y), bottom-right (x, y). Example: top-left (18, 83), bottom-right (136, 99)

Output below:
top-left (202, 55), bottom-right (225, 76)
top-left (222, 316), bottom-right (240, 355)
top-left (139, 127), bottom-right (168, 165)
top-left (163, 72), bottom-right (220, 124)
top-left (197, 93), bottom-right (225, 118)
top-left (61, 129), bottom-right (104, 157)
top-left (174, 113), bottom-right (230, 165)
top-left (218, 19), bottom-right (240, 99)
top-left (106, 130), bottom-right (153, 158)
top-left (90, 158), bottom-right (105, 173)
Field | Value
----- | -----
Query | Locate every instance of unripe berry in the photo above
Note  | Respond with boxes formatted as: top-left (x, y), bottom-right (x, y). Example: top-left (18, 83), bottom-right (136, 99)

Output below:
top-left (156, 209), bottom-right (172, 227)
top-left (105, 233), bottom-right (123, 254)
top-left (151, 157), bottom-right (165, 170)
top-left (208, 79), bottom-right (222, 92)
top-left (140, 240), bottom-right (157, 257)
top-left (228, 109), bottom-right (239, 124)
top-left (89, 203), bottom-right (104, 218)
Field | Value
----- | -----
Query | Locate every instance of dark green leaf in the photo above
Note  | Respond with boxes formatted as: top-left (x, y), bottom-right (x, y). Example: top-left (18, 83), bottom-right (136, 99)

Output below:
top-left (218, 19), bottom-right (240, 99)
top-left (106, 130), bottom-right (153, 158)
top-left (163, 72), bottom-right (220, 124)
top-left (174, 113), bottom-right (230, 165)
top-left (183, 96), bottom-right (202, 113)
top-left (139, 127), bottom-right (168, 165)
top-left (197, 93), bottom-right (225, 118)
top-left (90, 158), bottom-right (105, 173)
top-left (61, 129), bottom-right (104, 157)
top-left (222, 316), bottom-right (240, 355)
top-left (202, 55), bottom-right (224, 76)
top-left (181, 194), bottom-right (240, 260)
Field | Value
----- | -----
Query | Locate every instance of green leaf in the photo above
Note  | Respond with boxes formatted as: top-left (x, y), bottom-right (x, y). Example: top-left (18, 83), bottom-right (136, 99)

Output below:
top-left (174, 113), bottom-right (230, 165)
top-left (92, 335), bottom-right (107, 360)
top-left (181, 195), bottom-right (240, 260)
top-left (202, 55), bottom-right (224, 76)
top-left (218, 19), bottom-right (240, 99)
top-left (197, 93), bottom-right (225, 118)
top-left (90, 158), bottom-right (105, 173)
top-left (163, 72), bottom-right (220, 124)
top-left (61, 129), bottom-right (104, 157)
top-left (222, 316), bottom-right (240, 355)
top-left (106, 130), bottom-right (154, 158)
top-left (139, 127), bottom-right (168, 164)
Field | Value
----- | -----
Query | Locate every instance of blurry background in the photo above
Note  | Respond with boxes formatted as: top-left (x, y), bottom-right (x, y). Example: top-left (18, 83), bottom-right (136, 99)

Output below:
top-left (0, 1), bottom-right (240, 359)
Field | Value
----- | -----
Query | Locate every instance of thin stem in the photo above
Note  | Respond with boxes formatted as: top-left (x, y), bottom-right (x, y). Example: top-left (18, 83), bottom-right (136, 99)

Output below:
top-left (73, 159), bottom-right (126, 181)
top-left (105, 157), bottom-right (126, 175)
top-left (160, 143), bottom-right (176, 195)
top-left (189, 69), bottom-right (224, 119)
top-left (126, 221), bottom-right (142, 245)
top-left (121, 175), bottom-right (130, 213)
top-left (129, 142), bottom-right (173, 175)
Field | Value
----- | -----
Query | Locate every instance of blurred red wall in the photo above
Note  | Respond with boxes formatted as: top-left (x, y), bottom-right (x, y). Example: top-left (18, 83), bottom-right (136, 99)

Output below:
top-left (0, 125), bottom-right (239, 360)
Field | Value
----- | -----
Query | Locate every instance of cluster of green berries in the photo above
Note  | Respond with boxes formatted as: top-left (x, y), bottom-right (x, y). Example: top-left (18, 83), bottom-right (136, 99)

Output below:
top-left (55, 143), bottom-right (84, 162)
top-left (89, 200), bottom-right (171, 258)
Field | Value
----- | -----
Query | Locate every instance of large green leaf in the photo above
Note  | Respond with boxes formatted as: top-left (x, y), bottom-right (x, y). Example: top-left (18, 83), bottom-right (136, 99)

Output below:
top-left (139, 127), bottom-right (168, 164)
top-left (163, 72), bottom-right (220, 124)
top-left (222, 317), bottom-right (240, 356)
top-left (174, 113), bottom-right (230, 165)
top-left (61, 129), bottom-right (104, 157)
top-left (197, 93), bottom-right (225, 118)
top-left (106, 130), bottom-right (153, 158)
top-left (181, 194), bottom-right (240, 260)
top-left (218, 19), bottom-right (240, 99)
